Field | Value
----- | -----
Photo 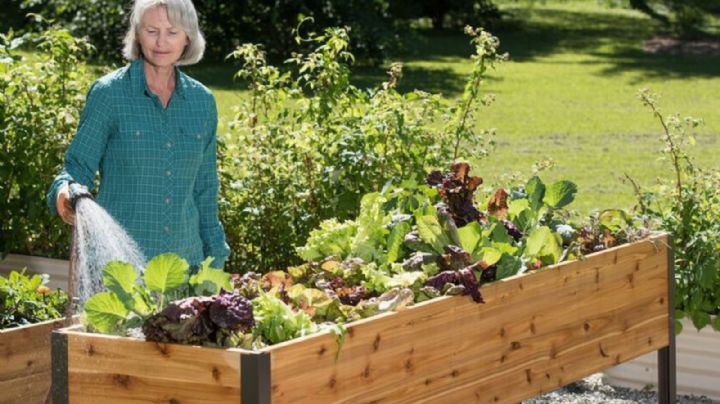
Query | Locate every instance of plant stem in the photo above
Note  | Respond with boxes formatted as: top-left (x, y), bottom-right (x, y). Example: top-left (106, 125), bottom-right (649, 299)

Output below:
top-left (648, 102), bottom-right (682, 205)
top-left (304, 154), bottom-right (320, 217)
top-left (453, 61), bottom-right (485, 161)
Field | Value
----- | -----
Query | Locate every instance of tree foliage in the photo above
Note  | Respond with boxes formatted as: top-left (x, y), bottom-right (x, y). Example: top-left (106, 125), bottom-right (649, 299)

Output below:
top-left (629, 0), bottom-right (719, 35)
top-left (18, 0), bottom-right (503, 65)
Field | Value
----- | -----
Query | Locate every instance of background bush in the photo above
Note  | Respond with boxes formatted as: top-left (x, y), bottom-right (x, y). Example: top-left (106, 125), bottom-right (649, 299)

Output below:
top-left (219, 25), bottom-right (504, 273)
top-left (0, 26), bottom-right (94, 258)
top-left (630, 89), bottom-right (720, 332)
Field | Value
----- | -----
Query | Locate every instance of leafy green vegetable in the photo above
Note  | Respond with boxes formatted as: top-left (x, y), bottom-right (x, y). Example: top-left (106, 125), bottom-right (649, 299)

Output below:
top-left (543, 180), bottom-right (577, 209)
top-left (286, 284), bottom-right (345, 322)
top-left (495, 254), bottom-right (521, 280)
top-left (142, 290), bottom-right (255, 348)
top-left (83, 292), bottom-right (129, 334)
top-left (416, 213), bottom-right (452, 254)
top-left (525, 176), bottom-right (546, 211)
top-left (102, 261), bottom-right (137, 307)
top-left (351, 193), bottom-right (391, 262)
top-left (83, 254), bottom-right (231, 335)
top-left (143, 254), bottom-right (189, 295)
top-left (386, 221), bottom-right (411, 263)
top-left (190, 257), bottom-right (232, 296)
top-left (361, 264), bottom-right (393, 294)
top-left (599, 209), bottom-right (632, 233)
top-left (524, 226), bottom-right (563, 266)
top-left (252, 293), bottom-right (317, 344)
top-left (479, 247), bottom-right (503, 266)
top-left (457, 221), bottom-right (483, 256)
top-left (296, 219), bottom-right (357, 262)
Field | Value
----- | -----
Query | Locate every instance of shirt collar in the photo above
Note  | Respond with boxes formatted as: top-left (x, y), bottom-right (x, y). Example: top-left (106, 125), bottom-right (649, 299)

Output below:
top-left (130, 57), bottom-right (188, 99)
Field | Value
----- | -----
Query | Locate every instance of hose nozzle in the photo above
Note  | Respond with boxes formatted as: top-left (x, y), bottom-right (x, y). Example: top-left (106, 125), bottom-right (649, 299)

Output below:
top-left (68, 181), bottom-right (93, 211)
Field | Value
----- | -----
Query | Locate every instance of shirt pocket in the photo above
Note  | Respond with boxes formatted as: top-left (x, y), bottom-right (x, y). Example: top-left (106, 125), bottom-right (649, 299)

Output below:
top-left (114, 122), bottom-right (155, 168)
top-left (178, 122), bottom-right (209, 170)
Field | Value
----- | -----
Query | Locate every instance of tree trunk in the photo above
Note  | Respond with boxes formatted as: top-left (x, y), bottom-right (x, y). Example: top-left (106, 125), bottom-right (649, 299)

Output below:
top-left (628, 0), bottom-right (670, 25)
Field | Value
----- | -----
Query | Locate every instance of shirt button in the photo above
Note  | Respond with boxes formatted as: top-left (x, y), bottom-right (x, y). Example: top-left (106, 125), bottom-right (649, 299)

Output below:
top-left (196, 134), bottom-right (201, 140)
top-left (166, 170), bottom-right (172, 177)
top-left (166, 142), bottom-right (172, 149)
top-left (135, 131), bottom-right (140, 137)
top-left (164, 226), bottom-right (170, 233)
top-left (165, 197), bottom-right (171, 204)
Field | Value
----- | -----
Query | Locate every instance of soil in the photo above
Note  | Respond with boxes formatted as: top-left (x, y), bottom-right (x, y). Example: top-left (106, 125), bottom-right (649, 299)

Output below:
top-left (644, 35), bottom-right (720, 56)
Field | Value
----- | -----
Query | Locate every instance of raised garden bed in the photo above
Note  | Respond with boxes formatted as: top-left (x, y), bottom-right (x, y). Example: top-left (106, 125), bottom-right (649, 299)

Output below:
top-left (1, 316), bottom-right (76, 404)
top-left (51, 233), bottom-right (675, 403)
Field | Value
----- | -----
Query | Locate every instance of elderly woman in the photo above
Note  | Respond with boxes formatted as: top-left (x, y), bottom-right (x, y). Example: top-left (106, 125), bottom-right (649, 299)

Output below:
top-left (47, 0), bottom-right (230, 269)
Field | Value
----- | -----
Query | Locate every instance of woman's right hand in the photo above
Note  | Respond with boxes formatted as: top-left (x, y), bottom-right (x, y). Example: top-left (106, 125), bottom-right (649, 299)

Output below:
top-left (56, 183), bottom-right (75, 225)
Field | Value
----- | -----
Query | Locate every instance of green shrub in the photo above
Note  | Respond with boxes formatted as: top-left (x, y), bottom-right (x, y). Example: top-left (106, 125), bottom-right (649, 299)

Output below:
top-left (220, 25), bottom-right (505, 273)
top-left (0, 26), bottom-right (94, 258)
top-left (629, 89), bottom-right (720, 333)
top-left (0, 270), bottom-right (68, 329)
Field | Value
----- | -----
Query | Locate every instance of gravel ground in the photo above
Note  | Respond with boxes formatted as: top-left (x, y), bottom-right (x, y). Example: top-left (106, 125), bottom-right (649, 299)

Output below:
top-left (524, 374), bottom-right (719, 404)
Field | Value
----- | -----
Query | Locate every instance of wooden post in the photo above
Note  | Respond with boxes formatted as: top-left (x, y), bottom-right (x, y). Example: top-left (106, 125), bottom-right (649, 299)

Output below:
top-left (658, 235), bottom-right (676, 404)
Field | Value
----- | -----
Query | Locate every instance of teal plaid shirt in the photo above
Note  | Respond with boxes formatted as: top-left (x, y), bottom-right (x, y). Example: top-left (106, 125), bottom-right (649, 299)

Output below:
top-left (47, 58), bottom-right (230, 268)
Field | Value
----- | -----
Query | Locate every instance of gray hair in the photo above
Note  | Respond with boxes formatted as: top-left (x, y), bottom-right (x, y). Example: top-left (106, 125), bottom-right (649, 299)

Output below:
top-left (122, 0), bottom-right (205, 65)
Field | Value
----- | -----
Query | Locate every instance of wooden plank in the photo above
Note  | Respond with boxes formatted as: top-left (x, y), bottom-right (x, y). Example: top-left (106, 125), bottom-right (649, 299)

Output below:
top-left (0, 317), bottom-right (75, 404)
top-left (65, 331), bottom-right (243, 403)
top-left (266, 234), bottom-right (670, 403)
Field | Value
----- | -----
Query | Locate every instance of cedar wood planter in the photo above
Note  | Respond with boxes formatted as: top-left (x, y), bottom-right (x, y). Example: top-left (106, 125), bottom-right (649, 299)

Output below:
top-left (1, 317), bottom-right (76, 404)
top-left (51, 233), bottom-right (676, 404)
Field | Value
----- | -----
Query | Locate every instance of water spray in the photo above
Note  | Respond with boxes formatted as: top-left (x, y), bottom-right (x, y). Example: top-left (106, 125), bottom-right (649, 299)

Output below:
top-left (66, 181), bottom-right (93, 317)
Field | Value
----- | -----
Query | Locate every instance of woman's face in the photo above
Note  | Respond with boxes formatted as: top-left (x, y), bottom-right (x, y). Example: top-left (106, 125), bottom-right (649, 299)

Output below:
top-left (137, 6), bottom-right (188, 68)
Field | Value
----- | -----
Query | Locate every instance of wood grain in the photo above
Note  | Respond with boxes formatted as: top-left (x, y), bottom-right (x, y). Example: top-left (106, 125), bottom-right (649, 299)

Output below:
top-left (265, 234), bottom-right (671, 404)
top-left (0, 317), bottom-right (75, 404)
top-left (65, 331), bottom-right (243, 404)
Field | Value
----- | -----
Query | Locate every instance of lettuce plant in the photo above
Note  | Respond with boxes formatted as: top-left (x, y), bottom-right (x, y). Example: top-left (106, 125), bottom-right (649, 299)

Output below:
top-left (142, 290), bottom-right (255, 348)
top-left (83, 255), bottom-right (231, 335)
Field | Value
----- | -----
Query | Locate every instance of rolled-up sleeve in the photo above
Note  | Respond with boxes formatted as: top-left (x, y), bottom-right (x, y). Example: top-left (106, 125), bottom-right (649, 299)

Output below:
top-left (193, 97), bottom-right (230, 268)
top-left (47, 82), bottom-right (113, 214)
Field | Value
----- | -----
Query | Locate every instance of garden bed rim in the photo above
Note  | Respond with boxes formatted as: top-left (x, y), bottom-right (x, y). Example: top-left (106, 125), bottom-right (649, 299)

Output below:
top-left (53, 232), bottom-right (670, 354)
top-left (1, 315), bottom-right (78, 334)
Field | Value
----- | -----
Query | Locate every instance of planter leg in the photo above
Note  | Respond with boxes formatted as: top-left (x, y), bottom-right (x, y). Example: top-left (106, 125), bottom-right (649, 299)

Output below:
top-left (658, 236), bottom-right (676, 404)
top-left (52, 331), bottom-right (69, 404)
top-left (657, 344), bottom-right (676, 404)
top-left (241, 351), bottom-right (271, 404)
